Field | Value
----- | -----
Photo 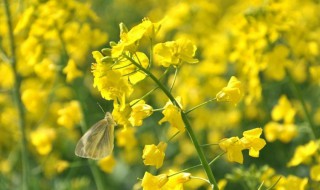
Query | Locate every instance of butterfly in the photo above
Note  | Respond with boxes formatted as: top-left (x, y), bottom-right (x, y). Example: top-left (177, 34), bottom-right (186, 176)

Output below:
top-left (75, 112), bottom-right (116, 160)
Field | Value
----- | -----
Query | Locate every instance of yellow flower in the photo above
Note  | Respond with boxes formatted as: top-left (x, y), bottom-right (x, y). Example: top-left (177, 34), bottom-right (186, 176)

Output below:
top-left (34, 58), bottom-right (56, 80)
top-left (154, 38), bottom-right (198, 67)
top-left (219, 137), bottom-right (245, 164)
top-left (287, 141), bottom-right (319, 167)
top-left (116, 127), bottom-right (137, 150)
top-left (112, 18), bottom-right (159, 58)
top-left (113, 52), bottom-right (149, 84)
top-left (129, 99), bottom-right (153, 127)
top-left (311, 164), bottom-right (320, 181)
top-left (30, 127), bottom-right (56, 155)
top-left (63, 59), bottom-right (83, 83)
top-left (21, 88), bottom-right (47, 113)
top-left (112, 102), bottom-right (132, 127)
top-left (141, 172), bottom-right (168, 190)
top-left (0, 160), bottom-right (11, 174)
top-left (92, 51), bottom-right (133, 108)
top-left (98, 155), bottom-right (116, 173)
top-left (216, 76), bottom-right (243, 105)
top-left (55, 160), bottom-right (69, 173)
top-left (277, 175), bottom-right (308, 190)
top-left (142, 142), bottom-right (167, 169)
top-left (163, 171), bottom-right (191, 190)
top-left (57, 100), bottom-right (83, 129)
top-left (264, 122), bottom-right (297, 143)
top-left (263, 45), bottom-right (292, 81)
top-left (271, 95), bottom-right (296, 124)
top-left (240, 128), bottom-right (266, 157)
top-left (0, 63), bottom-right (14, 89)
top-left (159, 104), bottom-right (185, 132)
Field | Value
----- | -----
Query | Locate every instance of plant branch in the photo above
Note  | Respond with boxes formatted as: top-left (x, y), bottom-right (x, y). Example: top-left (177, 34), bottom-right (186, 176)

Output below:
top-left (125, 54), bottom-right (219, 190)
top-left (3, 0), bottom-right (30, 189)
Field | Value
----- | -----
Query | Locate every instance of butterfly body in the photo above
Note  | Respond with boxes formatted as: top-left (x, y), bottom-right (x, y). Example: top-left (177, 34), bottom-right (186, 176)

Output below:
top-left (75, 112), bottom-right (115, 160)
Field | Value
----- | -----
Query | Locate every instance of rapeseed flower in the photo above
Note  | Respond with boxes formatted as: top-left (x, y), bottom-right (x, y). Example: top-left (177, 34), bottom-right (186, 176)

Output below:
top-left (154, 39), bottom-right (198, 67)
top-left (142, 142), bottom-right (167, 169)
top-left (129, 99), bottom-right (153, 127)
top-left (98, 155), bottom-right (116, 173)
top-left (216, 76), bottom-right (243, 105)
top-left (159, 97), bottom-right (185, 132)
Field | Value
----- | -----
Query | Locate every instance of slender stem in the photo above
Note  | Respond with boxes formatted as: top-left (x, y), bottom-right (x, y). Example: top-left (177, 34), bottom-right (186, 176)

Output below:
top-left (200, 143), bottom-right (219, 147)
top-left (3, 0), bottom-right (30, 189)
top-left (168, 164), bottom-right (202, 177)
top-left (130, 86), bottom-right (159, 107)
top-left (167, 131), bottom-right (180, 143)
top-left (208, 152), bottom-right (225, 165)
top-left (125, 54), bottom-right (219, 190)
top-left (169, 67), bottom-right (178, 92)
top-left (190, 176), bottom-right (211, 184)
top-left (286, 70), bottom-right (318, 139)
top-left (152, 108), bottom-right (164, 112)
top-left (186, 98), bottom-right (216, 114)
top-left (168, 153), bottom-right (224, 178)
top-left (266, 177), bottom-right (281, 190)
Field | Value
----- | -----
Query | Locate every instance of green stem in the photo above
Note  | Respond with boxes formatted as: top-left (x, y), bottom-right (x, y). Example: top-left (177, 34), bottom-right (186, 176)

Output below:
top-left (286, 70), bottom-right (318, 139)
top-left (125, 54), bottom-right (219, 190)
top-left (169, 67), bottom-right (178, 92)
top-left (186, 98), bottom-right (216, 114)
top-left (3, 0), bottom-right (30, 189)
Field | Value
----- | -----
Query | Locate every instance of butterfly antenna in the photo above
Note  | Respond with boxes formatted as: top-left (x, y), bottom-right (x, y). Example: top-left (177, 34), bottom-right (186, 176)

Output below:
top-left (97, 102), bottom-right (106, 113)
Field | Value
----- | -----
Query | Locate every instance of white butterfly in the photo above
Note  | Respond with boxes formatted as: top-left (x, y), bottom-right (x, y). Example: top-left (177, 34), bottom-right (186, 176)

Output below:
top-left (75, 112), bottom-right (116, 160)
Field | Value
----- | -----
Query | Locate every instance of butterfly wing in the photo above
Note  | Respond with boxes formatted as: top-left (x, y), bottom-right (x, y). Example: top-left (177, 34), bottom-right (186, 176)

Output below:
top-left (75, 118), bottom-right (115, 160)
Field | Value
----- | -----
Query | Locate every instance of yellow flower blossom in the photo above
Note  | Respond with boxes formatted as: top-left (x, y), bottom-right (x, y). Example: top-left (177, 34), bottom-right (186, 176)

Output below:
top-left (310, 164), bottom-right (320, 181)
top-left (112, 102), bottom-right (132, 127)
top-left (57, 100), bottom-right (82, 129)
top-left (263, 45), bottom-right (292, 81)
top-left (30, 127), bottom-right (56, 155)
top-left (277, 175), bottom-right (308, 190)
top-left (219, 137), bottom-right (244, 164)
top-left (92, 51), bottom-right (133, 108)
top-left (240, 128), bottom-right (266, 157)
top-left (142, 142), bottom-right (167, 169)
top-left (112, 18), bottom-right (160, 58)
top-left (159, 97), bottom-right (185, 132)
top-left (141, 172), bottom-right (168, 190)
top-left (63, 59), bottom-right (83, 83)
top-left (0, 63), bottom-right (14, 89)
top-left (55, 160), bottom-right (69, 173)
top-left (310, 65), bottom-right (320, 84)
top-left (98, 155), bottom-right (116, 173)
top-left (163, 171), bottom-right (191, 190)
top-left (0, 160), bottom-right (11, 174)
top-left (34, 58), bottom-right (56, 80)
top-left (154, 38), bottom-right (198, 67)
top-left (116, 127), bottom-right (137, 149)
top-left (113, 52), bottom-right (149, 84)
top-left (287, 141), bottom-right (319, 167)
top-left (271, 95), bottom-right (296, 124)
top-left (129, 99), bottom-right (153, 127)
top-left (216, 76), bottom-right (243, 105)
top-left (21, 88), bottom-right (47, 113)
top-left (264, 122), bottom-right (297, 143)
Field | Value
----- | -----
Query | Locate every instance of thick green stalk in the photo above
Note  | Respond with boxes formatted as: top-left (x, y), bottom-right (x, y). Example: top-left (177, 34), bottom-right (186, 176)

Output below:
top-left (125, 54), bottom-right (219, 190)
top-left (3, 0), bottom-right (30, 189)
